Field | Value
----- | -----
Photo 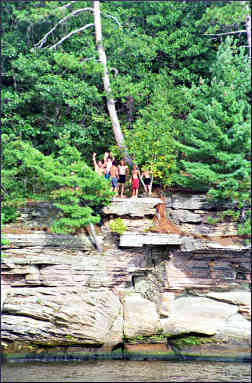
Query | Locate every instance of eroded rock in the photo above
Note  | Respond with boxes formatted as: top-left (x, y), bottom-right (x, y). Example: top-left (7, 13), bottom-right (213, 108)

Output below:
top-left (161, 296), bottom-right (238, 336)
top-left (124, 293), bottom-right (161, 338)
top-left (2, 287), bottom-right (123, 346)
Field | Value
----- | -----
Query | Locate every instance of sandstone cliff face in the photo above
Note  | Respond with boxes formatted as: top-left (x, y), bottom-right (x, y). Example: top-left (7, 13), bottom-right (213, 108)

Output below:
top-left (1, 194), bottom-right (250, 353)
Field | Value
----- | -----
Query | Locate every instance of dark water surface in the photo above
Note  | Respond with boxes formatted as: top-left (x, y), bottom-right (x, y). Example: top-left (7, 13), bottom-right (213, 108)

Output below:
top-left (2, 360), bottom-right (251, 382)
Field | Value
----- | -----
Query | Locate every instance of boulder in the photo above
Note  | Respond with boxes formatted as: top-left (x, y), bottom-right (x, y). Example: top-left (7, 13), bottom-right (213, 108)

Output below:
top-left (159, 292), bottom-right (175, 317)
top-left (2, 287), bottom-right (123, 346)
top-left (161, 296), bottom-right (238, 336)
top-left (216, 313), bottom-right (251, 340)
top-left (206, 291), bottom-right (251, 321)
top-left (124, 293), bottom-right (161, 338)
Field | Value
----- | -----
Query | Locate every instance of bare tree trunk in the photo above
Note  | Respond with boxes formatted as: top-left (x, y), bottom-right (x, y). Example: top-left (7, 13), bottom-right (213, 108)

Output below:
top-left (150, 173), bottom-right (154, 195)
top-left (139, 173), bottom-right (146, 191)
top-left (245, 5), bottom-right (251, 59)
top-left (89, 222), bottom-right (102, 252)
top-left (93, 1), bottom-right (132, 166)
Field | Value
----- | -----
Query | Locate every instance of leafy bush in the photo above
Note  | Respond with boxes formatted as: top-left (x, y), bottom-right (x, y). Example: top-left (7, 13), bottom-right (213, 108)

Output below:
top-left (1, 212), bottom-right (10, 248)
top-left (2, 134), bottom-right (113, 234)
top-left (109, 218), bottom-right (127, 235)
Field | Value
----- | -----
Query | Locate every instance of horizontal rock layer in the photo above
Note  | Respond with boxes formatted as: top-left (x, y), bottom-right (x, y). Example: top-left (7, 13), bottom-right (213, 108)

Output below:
top-left (1, 195), bottom-right (251, 350)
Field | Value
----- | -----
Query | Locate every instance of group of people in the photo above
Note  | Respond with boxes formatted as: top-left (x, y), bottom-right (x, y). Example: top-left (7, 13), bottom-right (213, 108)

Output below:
top-left (92, 152), bottom-right (152, 198)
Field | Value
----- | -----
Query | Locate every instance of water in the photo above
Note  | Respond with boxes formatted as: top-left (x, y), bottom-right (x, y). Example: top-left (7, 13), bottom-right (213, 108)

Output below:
top-left (2, 360), bottom-right (251, 382)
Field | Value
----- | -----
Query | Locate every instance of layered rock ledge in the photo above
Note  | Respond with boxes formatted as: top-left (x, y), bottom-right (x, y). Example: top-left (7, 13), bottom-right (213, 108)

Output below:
top-left (1, 194), bottom-right (251, 361)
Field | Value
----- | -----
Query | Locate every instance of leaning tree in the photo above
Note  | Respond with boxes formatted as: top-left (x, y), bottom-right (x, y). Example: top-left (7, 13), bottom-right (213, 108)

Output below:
top-left (34, 0), bottom-right (132, 165)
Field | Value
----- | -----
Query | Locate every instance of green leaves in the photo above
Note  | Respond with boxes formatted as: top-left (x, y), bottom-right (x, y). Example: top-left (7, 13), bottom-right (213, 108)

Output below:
top-left (176, 38), bottom-right (250, 209)
top-left (124, 87), bottom-right (177, 185)
top-left (2, 134), bottom-right (113, 233)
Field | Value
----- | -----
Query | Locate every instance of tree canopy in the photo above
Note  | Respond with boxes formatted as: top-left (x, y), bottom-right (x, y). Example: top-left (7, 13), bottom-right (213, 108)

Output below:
top-left (2, 1), bottom-right (251, 236)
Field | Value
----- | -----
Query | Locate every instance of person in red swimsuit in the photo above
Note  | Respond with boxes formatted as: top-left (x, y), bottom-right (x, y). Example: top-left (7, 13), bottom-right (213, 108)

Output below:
top-left (131, 164), bottom-right (140, 198)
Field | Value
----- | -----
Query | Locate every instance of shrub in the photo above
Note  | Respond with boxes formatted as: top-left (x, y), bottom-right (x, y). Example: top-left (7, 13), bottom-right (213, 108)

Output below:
top-left (109, 218), bottom-right (127, 235)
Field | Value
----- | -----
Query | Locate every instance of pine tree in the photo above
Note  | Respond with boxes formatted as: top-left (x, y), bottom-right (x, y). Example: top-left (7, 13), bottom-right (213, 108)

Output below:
top-left (176, 38), bottom-right (250, 212)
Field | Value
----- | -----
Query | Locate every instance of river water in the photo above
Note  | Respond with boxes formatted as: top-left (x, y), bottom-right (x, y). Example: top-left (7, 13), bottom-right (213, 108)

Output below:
top-left (2, 360), bottom-right (251, 382)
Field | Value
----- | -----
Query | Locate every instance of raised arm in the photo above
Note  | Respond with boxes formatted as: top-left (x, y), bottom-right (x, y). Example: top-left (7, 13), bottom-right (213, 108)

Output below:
top-left (104, 152), bottom-right (109, 164)
top-left (92, 152), bottom-right (98, 168)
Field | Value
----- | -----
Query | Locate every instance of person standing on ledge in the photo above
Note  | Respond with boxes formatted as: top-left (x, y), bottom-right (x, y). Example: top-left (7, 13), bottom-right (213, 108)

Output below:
top-left (117, 159), bottom-right (129, 198)
top-left (142, 168), bottom-right (152, 195)
top-left (110, 160), bottom-right (119, 194)
top-left (104, 151), bottom-right (114, 179)
top-left (92, 153), bottom-right (105, 176)
top-left (131, 164), bottom-right (140, 198)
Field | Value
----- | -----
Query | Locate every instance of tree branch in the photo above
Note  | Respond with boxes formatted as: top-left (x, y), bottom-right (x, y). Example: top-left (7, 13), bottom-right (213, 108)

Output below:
top-left (57, 2), bottom-right (77, 10)
top-left (34, 7), bottom-right (93, 49)
top-left (102, 13), bottom-right (122, 28)
top-left (110, 67), bottom-right (119, 76)
top-left (80, 56), bottom-right (96, 62)
top-left (49, 23), bottom-right (94, 50)
top-left (203, 30), bottom-right (247, 37)
top-left (33, 4), bottom-right (122, 51)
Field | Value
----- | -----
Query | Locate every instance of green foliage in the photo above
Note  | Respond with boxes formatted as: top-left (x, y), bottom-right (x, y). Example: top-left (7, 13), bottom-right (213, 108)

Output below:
top-left (1, 211), bottom-right (10, 248)
top-left (109, 218), bottom-right (127, 235)
top-left (2, 1), bottom-right (250, 234)
top-left (217, 210), bottom-right (240, 222)
top-left (237, 213), bottom-right (251, 238)
top-left (171, 335), bottom-right (212, 347)
top-left (207, 216), bottom-right (219, 225)
top-left (2, 134), bottom-right (113, 234)
top-left (2, 1), bottom-right (215, 162)
top-left (175, 38), bottom-right (250, 206)
top-left (149, 334), bottom-right (167, 342)
top-left (1, 213), bottom-right (10, 248)
top-left (197, 1), bottom-right (249, 36)
top-left (124, 86), bottom-right (177, 185)
top-left (2, 206), bottom-right (19, 224)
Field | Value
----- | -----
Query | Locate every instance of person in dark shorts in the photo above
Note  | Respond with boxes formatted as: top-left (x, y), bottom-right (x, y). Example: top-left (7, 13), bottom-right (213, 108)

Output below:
top-left (142, 168), bottom-right (152, 195)
top-left (117, 159), bottom-right (129, 198)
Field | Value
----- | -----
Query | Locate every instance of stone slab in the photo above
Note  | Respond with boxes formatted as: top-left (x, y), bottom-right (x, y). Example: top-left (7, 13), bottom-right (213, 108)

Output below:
top-left (120, 232), bottom-right (182, 247)
top-left (103, 198), bottom-right (163, 217)
top-left (3, 233), bottom-right (93, 250)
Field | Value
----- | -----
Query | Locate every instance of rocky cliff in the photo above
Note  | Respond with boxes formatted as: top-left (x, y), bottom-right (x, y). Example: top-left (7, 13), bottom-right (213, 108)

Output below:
top-left (1, 194), bottom-right (250, 361)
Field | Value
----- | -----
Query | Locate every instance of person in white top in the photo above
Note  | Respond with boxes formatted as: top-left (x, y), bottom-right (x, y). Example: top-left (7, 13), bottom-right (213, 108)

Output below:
top-left (104, 151), bottom-right (114, 179)
top-left (117, 159), bottom-right (129, 198)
